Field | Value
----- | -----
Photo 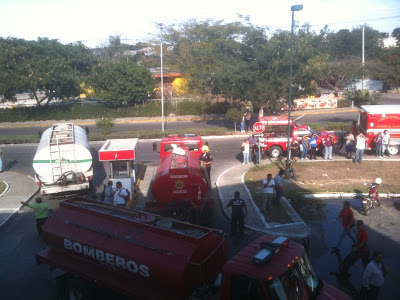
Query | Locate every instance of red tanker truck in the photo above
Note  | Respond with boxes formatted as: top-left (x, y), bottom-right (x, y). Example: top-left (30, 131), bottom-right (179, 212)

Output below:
top-left (149, 135), bottom-right (212, 225)
top-left (36, 197), bottom-right (351, 300)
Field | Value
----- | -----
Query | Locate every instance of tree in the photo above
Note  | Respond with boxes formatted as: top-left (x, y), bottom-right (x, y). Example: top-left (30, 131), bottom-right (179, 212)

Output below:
top-left (392, 28), bottom-right (400, 45)
top-left (225, 108), bottom-right (243, 132)
top-left (92, 61), bottom-right (156, 105)
top-left (0, 37), bottom-right (96, 106)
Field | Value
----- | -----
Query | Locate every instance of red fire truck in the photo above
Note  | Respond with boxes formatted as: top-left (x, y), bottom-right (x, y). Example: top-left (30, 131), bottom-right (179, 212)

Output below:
top-left (358, 105), bottom-right (400, 155)
top-left (150, 135), bottom-right (212, 225)
top-left (258, 115), bottom-right (341, 158)
top-left (36, 197), bottom-right (351, 300)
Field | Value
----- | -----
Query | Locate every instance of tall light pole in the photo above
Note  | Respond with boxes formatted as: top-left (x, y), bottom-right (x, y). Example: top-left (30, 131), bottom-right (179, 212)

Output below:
top-left (158, 23), bottom-right (165, 132)
top-left (286, 4), bottom-right (303, 177)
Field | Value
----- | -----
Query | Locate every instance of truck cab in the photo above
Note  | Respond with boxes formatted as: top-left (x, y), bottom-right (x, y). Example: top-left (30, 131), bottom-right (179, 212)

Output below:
top-left (259, 116), bottom-right (341, 158)
top-left (154, 134), bottom-right (206, 159)
top-left (219, 235), bottom-right (351, 300)
top-left (358, 105), bottom-right (400, 155)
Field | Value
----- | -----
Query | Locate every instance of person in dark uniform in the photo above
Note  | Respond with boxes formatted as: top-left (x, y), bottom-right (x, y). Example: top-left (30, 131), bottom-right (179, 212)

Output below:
top-left (226, 191), bottom-right (247, 238)
top-left (200, 145), bottom-right (213, 186)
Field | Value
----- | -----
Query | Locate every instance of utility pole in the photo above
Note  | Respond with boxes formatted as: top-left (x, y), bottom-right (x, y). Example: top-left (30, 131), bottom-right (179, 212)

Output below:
top-left (362, 26), bottom-right (365, 90)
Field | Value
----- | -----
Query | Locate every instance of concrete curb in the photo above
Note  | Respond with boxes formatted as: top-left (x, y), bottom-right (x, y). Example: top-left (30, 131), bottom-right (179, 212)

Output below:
top-left (0, 176), bottom-right (40, 229)
top-left (302, 193), bottom-right (400, 199)
top-left (0, 180), bottom-right (10, 198)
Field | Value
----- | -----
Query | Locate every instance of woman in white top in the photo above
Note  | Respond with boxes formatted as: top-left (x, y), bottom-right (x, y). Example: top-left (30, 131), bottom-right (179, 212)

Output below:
top-left (241, 139), bottom-right (250, 164)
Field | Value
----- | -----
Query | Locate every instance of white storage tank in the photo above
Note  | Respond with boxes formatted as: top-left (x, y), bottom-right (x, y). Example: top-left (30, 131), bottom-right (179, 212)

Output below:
top-left (33, 123), bottom-right (92, 185)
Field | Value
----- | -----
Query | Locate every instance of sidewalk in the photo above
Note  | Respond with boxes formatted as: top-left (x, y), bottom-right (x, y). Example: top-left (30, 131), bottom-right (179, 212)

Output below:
top-left (216, 164), bottom-right (311, 240)
top-left (0, 171), bottom-right (39, 228)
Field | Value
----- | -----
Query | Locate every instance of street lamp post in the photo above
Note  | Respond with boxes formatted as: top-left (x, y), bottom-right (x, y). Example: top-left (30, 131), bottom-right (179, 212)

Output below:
top-left (286, 4), bottom-right (303, 177)
top-left (158, 23), bottom-right (165, 132)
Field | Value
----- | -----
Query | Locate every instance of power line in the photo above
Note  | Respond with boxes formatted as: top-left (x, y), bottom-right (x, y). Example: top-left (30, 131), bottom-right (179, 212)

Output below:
top-left (309, 15), bottom-right (400, 27)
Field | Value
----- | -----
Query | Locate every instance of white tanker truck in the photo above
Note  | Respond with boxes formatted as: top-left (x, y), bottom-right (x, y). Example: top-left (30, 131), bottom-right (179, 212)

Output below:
top-left (33, 123), bottom-right (93, 195)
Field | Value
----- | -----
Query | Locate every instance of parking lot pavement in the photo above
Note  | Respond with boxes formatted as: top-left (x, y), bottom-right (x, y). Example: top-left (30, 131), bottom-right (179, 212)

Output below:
top-left (305, 198), bottom-right (400, 299)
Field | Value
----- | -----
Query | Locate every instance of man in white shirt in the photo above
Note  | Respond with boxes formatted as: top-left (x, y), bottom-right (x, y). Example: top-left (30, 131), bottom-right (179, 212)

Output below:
top-left (360, 251), bottom-right (386, 300)
top-left (382, 130), bottom-right (391, 157)
top-left (114, 181), bottom-right (128, 207)
top-left (262, 173), bottom-right (275, 211)
top-left (354, 133), bottom-right (366, 163)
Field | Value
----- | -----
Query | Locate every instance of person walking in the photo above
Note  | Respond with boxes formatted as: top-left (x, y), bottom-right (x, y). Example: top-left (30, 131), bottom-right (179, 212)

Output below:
top-left (21, 197), bottom-right (51, 235)
top-left (200, 145), bottom-right (213, 186)
top-left (360, 251), bottom-right (386, 300)
top-left (262, 174), bottom-right (275, 212)
top-left (226, 191), bottom-right (247, 238)
top-left (300, 135), bottom-right (309, 160)
top-left (0, 148), bottom-right (3, 172)
top-left (344, 131), bottom-right (355, 159)
top-left (308, 134), bottom-right (318, 160)
top-left (103, 180), bottom-right (115, 205)
top-left (382, 130), bottom-right (391, 157)
top-left (274, 169), bottom-right (285, 206)
top-left (240, 113), bottom-right (245, 133)
top-left (374, 132), bottom-right (383, 158)
top-left (114, 181), bottom-right (128, 207)
top-left (332, 201), bottom-right (356, 253)
top-left (241, 139), bottom-right (250, 164)
top-left (322, 134), bottom-right (333, 160)
top-left (354, 133), bottom-right (367, 163)
top-left (340, 220), bottom-right (369, 276)
top-left (244, 109), bottom-right (252, 132)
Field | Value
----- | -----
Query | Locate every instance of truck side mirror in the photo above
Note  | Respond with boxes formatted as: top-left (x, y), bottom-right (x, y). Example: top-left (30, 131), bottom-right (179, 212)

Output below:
top-left (153, 142), bottom-right (157, 152)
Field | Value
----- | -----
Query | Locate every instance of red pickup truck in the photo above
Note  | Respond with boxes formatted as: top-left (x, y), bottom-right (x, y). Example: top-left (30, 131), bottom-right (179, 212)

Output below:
top-left (258, 115), bottom-right (341, 158)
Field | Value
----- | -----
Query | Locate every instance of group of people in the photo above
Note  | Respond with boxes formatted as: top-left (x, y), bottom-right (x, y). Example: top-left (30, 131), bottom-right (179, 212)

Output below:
top-left (288, 133), bottom-right (327, 161)
top-left (333, 200), bottom-right (386, 299)
top-left (240, 134), bottom-right (265, 164)
top-left (102, 180), bottom-right (130, 207)
top-left (344, 121), bottom-right (391, 163)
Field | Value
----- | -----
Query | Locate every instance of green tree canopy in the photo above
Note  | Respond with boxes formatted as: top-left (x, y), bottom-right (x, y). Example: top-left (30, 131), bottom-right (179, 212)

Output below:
top-left (0, 37), bottom-right (96, 106)
top-left (92, 61), bottom-right (156, 105)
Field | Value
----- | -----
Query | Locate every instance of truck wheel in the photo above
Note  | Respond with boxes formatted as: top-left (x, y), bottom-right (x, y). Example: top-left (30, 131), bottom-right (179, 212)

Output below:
top-left (268, 146), bottom-right (282, 158)
top-left (388, 145), bottom-right (398, 156)
top-left (57, 275), bottom-right (96, 300)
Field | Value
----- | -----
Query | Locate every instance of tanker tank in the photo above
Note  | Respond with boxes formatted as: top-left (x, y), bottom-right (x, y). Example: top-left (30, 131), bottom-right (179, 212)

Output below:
top-left (36, 197), bottom-right (227, 299)
top-left (33, 123), bottom-right (93, 194)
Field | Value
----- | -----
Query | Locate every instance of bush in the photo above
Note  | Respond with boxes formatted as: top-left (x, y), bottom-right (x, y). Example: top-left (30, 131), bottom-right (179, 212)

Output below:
top-left (96, 117), bottom-right (116, 135)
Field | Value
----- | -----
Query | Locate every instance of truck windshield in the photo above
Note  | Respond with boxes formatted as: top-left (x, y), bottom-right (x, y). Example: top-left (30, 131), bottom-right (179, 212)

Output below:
top-left (265, 254), bottom-right (320, 300)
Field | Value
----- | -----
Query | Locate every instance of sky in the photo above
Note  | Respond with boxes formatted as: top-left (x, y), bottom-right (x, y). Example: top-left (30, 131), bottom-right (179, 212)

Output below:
top-left (0, 0), bottom-right (399, 48)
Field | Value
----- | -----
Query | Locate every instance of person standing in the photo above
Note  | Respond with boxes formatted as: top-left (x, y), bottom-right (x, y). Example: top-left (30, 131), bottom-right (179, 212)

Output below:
top-left (200, 145), bottom-right (213, 186)
top-left (374, 132), bottom-right (383, 158)
top-left (332, 201), bottom-right (356, 253)
top-left (240, 113), bottom-right (245, 133)
top-left (248, 134), bottom-right (257, 163)
top-left (103, 180), bottom-right (115, 205)
top-left (114, 181), bottom-right (128, 207)
top-left (0, 148), bottom-right (3, 172)
top-left (262, 174), bottom-right (275, 212)
top-left (340, 220), bottom-right (369, 275)
top-left (382, 130), bottom-right (391, 157)
top-left (344, 131), bottom-right (355, 159)
top-left (360, 251), bottom-right (386, 300)
top-left (354, 133), bottom-right (367, 163)
top-left (244, 109), bottom-right (251, 132)
top-left (322, 134), bottom-right (333, 160)
top-left (241, 139), bottom-right (250, 164)
top-left (21, 197), bottom-right (51, 235)
top-left (300, 135), bottom-right (309, 160)
top-left (274, 169), bottom-right (285, 206)
top-left (290, 139), bottom-right (299, 161)
top-left (351, 121), bottom-right (358, 137)
top-left (226, 191), bottom-right (247, 238)
top-left (308, 134), bottom-right (318, 160)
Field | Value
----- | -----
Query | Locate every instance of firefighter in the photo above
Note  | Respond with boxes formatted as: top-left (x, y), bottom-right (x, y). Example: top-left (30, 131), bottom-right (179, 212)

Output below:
top-left (200, 145), bottom-right (213, 187)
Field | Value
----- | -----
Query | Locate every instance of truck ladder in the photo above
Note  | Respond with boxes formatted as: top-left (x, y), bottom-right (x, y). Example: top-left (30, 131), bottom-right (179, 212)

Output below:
top-left (48, 124), bottom-right (76, 182)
